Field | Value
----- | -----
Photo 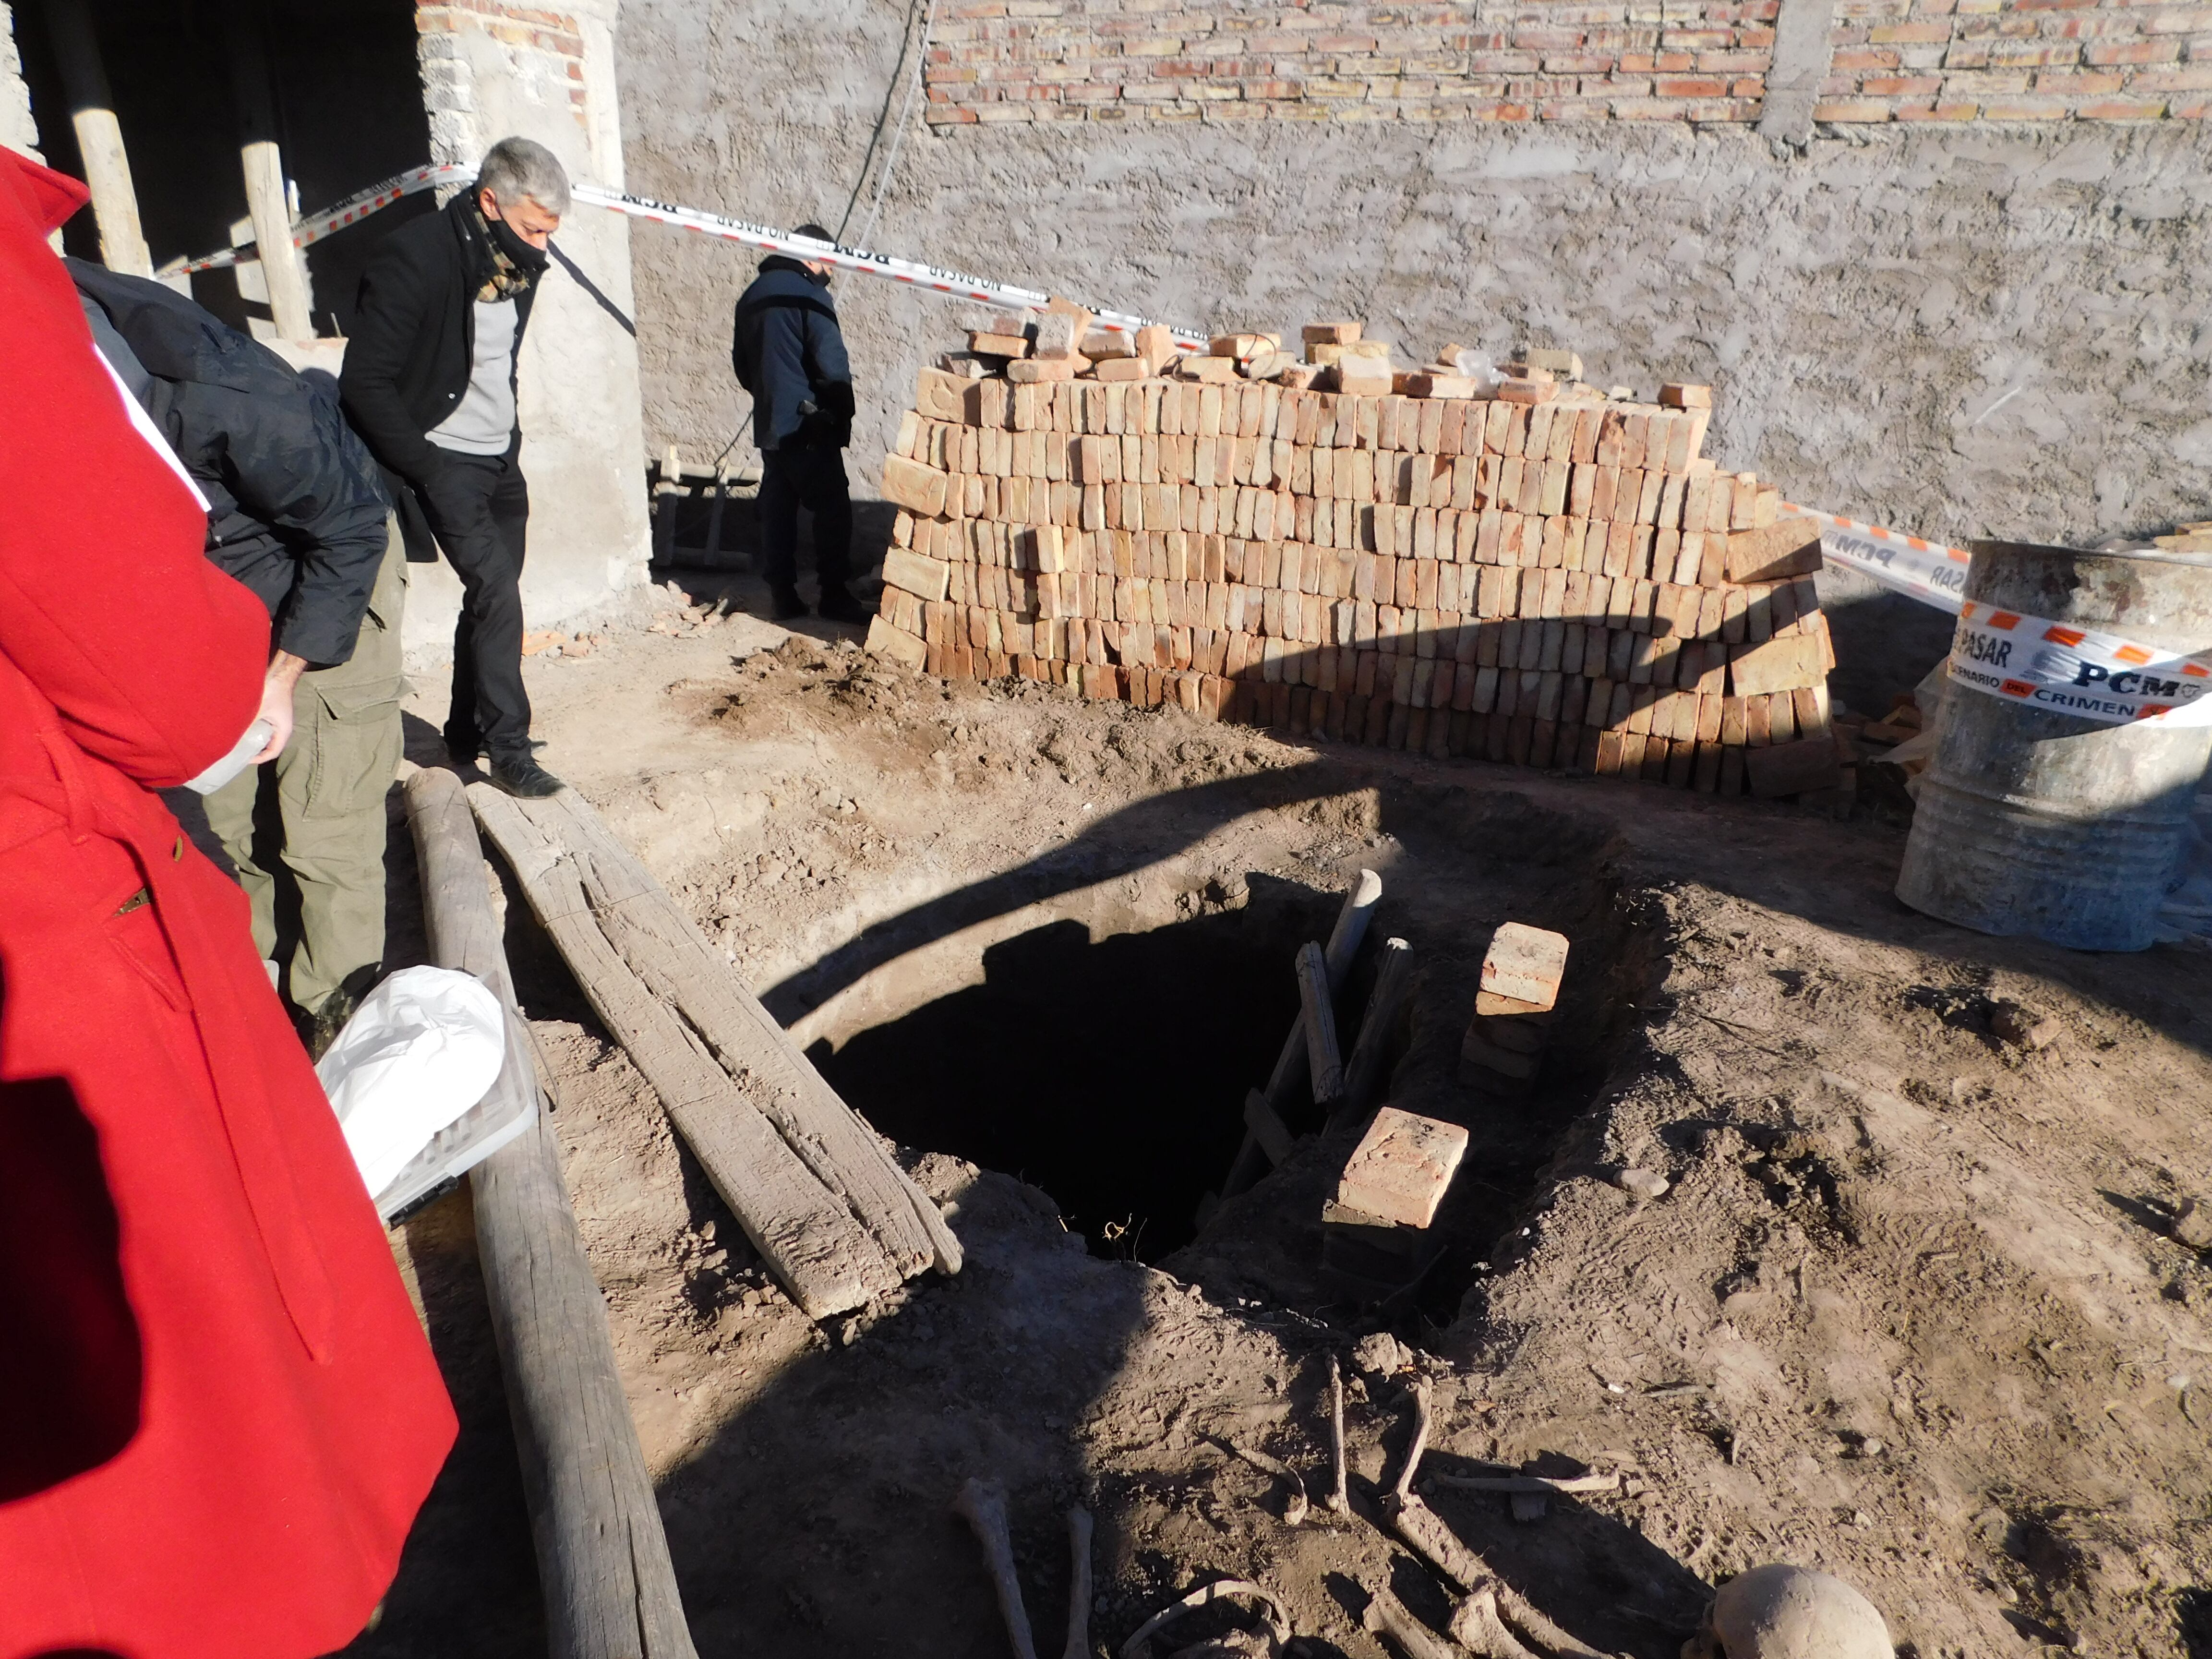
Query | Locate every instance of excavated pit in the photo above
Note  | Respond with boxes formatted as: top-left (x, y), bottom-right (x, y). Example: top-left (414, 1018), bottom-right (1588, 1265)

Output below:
top-left (751, 762), bottom-right (1652, 1293)
top-left (812, 903), bottom-right (1306, 1261)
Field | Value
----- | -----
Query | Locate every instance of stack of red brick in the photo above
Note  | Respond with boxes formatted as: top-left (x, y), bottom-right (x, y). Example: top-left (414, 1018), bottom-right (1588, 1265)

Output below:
top-left (866, 313), bottom-right (1842, 796)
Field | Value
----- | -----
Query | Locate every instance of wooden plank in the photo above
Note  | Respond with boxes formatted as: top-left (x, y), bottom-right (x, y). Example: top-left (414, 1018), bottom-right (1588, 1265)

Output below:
top-left (404, 769), bottom-right (698, 1659)
top-left (1296, 941), bottom-right (1344, 1104)
top-left (469, 789), bottom-right (897, 1314)
top-left (1243, 1088), bottom-right (1294, 1166)
top-left (1218, 869), bottom-right (1381, 1201)
top-left (1330, 936), bottom-right (1414, 1131)
top-left (534, 789), bottom-right (957, 1274)
top-left (468, 784), bottom-right (958, 1317)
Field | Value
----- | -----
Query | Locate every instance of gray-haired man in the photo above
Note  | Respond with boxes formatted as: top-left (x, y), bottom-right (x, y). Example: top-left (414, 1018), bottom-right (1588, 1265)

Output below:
top-left (341, 135), bottom-right (568, 798)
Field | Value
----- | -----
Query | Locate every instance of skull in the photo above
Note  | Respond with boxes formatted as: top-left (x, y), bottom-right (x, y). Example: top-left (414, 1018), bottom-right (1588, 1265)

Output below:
top-left (1681, 1564), bottom-right (1892, 1659)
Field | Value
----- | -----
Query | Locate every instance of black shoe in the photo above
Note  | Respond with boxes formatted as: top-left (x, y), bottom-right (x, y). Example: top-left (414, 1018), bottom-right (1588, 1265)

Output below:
top-left (769, 584), bottom-right (807, 621)
top-left (304, 962), bottom-right (384, 1062)
top-left (816, 584), bottom-right (867, 624)
top-left (487, 755), bottom-right (565, 798)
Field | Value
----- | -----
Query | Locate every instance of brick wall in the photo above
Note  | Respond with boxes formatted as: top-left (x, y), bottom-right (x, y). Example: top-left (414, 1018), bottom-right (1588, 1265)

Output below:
top-left (923, 0), bottom-right (2207, 124)
top-left (1820, 0), bottom-right (2212, 120)
top-left (416, 0), bottom-right (589, 163)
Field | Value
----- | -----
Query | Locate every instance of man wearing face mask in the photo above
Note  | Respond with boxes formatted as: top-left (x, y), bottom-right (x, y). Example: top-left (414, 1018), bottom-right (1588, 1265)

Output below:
top-left (340, 135), bottom-right (567, 799)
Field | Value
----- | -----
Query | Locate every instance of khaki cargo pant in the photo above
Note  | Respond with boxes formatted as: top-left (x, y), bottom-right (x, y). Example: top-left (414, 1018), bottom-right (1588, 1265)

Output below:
top-left (205, 530), bottom-right (407, 1016)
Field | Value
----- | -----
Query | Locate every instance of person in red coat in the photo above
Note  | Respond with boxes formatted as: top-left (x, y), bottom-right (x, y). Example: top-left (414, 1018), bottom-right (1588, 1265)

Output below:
top-left (0, 148), bottom-right (457, 1658)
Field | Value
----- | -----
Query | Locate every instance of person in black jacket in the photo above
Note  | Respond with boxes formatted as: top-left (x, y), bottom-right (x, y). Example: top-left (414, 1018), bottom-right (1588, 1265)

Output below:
top-left (70, 258), bottom-right (398, 1049)
top-left (732, 229), bottom-right (864, 623)
top-left (339, 135), bottom-right (566, 799)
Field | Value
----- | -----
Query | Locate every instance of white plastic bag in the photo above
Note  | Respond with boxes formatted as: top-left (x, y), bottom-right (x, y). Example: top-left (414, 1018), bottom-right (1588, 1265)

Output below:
top-left (315, 966), bottom-right (507, 1201)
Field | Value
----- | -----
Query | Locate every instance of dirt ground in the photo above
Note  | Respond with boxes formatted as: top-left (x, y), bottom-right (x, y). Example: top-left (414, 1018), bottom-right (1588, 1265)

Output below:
top-left (345, 571), bottom-right (2212, 1659)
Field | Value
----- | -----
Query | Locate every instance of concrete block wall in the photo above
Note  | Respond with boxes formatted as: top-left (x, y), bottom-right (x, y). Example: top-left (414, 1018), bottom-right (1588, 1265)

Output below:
top-left (407, 0), bottom-right (652, 655)
top-left (920, 0), bottom-right (2210, 125)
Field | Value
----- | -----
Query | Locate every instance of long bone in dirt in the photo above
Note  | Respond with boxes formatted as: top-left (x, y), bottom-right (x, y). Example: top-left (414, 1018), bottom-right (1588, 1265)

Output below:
top-left (1210, 1435), bottom-right (1309, 1526)
top-left (1327, 1353), bottom-right (1350, 1516)
top-left (954, 1479), bottom-right (1039, 1659)
top-left (1382, 1382), bottom-right (1625, 1659)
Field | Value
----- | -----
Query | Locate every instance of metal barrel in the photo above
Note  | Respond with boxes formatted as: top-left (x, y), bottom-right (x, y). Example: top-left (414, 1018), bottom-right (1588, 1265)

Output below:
top-left (1896, 541), bottom-right (2212, 951)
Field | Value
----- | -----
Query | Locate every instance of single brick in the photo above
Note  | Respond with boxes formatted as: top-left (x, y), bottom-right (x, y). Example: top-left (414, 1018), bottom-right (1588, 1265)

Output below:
top-left (882, 546), bottom-right (952, 604)
top-left (1975, 91), bottom-right (2076, 113)
top-left (2085, 37), bottom-right (2182, 62)
top-left (865, 616), bottom-right (928, 670)
top-left (1479, 921), bottom-right (1571, 1012)
top-left (1334, 1106), bottom-right (1470, 1228)
top-left (882, 454), bottom-right (951, 517)
top-left (2077, 95), bottom-right (2175, 113)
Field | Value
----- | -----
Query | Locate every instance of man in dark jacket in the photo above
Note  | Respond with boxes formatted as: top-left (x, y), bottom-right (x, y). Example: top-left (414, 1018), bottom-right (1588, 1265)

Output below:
top-left (340, 135), bottom-right (566, 798)
top-left (70, 258), bottom-right (398, 1048)
top-left (732, 228), bottom-right (865, 622)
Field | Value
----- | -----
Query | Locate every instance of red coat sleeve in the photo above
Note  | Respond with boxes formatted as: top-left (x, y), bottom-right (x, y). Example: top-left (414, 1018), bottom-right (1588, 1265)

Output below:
top-left (0, 149), bottom-right (267, 788)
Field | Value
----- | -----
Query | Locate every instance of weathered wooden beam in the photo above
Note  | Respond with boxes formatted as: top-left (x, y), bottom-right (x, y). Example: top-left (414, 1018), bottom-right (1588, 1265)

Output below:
top-left (405, 767), bottom-right (697, 1659)
top-left (1296, 941), bottom-right (1343, 1104)
top-left (1217, 869), bottom-right (1380, 1201)
top-left (42, 0), bottom-right (151, 276)
top-left (221, 5), bottom-right (313, 339)
top-left (1242, 1087), bottom-right (1293, 1167)
top-left (1331, 936), bottom-right (1414, 1131)
top-left (467, 783), bottom-right (959, 1320)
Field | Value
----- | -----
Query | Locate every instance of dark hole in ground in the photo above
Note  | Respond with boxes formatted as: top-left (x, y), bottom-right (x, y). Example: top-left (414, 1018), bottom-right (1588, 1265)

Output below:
top-left (814, 907), bottom-right (1305, 1261)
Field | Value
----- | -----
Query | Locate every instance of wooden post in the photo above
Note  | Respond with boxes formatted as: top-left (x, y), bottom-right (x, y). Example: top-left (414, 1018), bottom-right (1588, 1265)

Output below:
top-left (41, 0), bottom-right (152, 276)
top-left (1214, 869), bottom-right (1380, 1202)
top-left (1330, 937), bottom-right (1414, 1131)
top-left (221, 3), bottom-right (313, 340)
top-left (652, 445), bottom-right (684, 567)
top-left (405, 768), bottom-right (699, 1659)
top-left (1295, 941), bottom-right (1343, 1104)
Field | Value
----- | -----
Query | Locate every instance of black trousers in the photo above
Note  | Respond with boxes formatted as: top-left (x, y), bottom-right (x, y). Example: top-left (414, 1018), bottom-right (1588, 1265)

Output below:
top-left (758, 445), bottom-right (851, 590)
top-left (416, 449), bottom-right (532, 761)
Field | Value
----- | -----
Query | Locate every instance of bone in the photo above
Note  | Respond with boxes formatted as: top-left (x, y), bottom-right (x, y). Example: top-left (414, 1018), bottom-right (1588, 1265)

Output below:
top-left (955, 1479), bottom-right (1040, 1659)
top-left (1362, 1585), bottom-right (1474, 1659)
top-left (1118, 1578), bottom-right (1290, 1659)
top-left (1447, 1587), bottom-right (1541, 1659)
top-left (1063, 1507), bottom-right (1093, 1659)
top-left (1393, 1376), bottom-right (1432, 1506)
top-left (1388, 1491), bottom-right (1622, 1659)
top-left (1215, 1436), bottom-right (1309, 1526)
top-left (1387, 1492), bottom-right (1492, 1596)
top-left (1327, 1354), bottom-right (1351, 1515)
top-left (1428, 1473), bottom-right (1621, 1496)
top-left (1486, 1585), bottom-right (1624, 1659)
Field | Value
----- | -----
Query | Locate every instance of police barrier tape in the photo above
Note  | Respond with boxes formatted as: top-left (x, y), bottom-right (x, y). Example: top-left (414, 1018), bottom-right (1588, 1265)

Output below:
top-left (1779, 502), bottom-right (1972, 614)
top-left (1947, 600), bottom-right (2212, 727)
top-left (1778, 503), bottom-right (2212, 728)
top-left (161, 161), bottom-right (1205, 346)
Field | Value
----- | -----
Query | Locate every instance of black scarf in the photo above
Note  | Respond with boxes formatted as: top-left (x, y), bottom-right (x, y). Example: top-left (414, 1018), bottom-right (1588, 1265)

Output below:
top-left (462, 203), bottom-right (547, 301)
